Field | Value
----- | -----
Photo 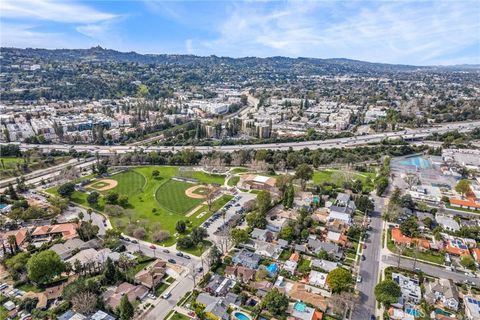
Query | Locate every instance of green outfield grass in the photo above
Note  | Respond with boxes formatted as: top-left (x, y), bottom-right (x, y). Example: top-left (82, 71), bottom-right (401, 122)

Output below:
top-left (109, 170), bottom-right (146, 196)
top-left (47, 166), bottom-right (226, 246)
top-left (156, 179), bottom-right (203, 214)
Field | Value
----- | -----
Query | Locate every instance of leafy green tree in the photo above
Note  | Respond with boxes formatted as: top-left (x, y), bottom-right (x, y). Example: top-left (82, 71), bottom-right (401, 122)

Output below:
top-left (326, 268), bottom-right (353, 293)
top-left (4, 252), bottom-right (30, 278)
top-left (87, 191), bottom-right (100, 207)
top-left (191, 227), bottom-right (207, 243)
top-left (58, 182), bottom-right (75, 198)
top-left (246, 211), bottom-right (267, 229)
top-left (455, 179), bottom-right (471, 198)
top-left (295, 163), bottom-right (313, 190)
top-left (77, 221), bottom-right (99, 241)
top-left (27, 250), bottom-right (65, 284)
top-left (104, 257), bottom-right (116, 284)
top-left (261, 288), bottom-right (289, 317)
top-left (279, 224), bottom-right (294, 241)
top-left (400, 216), bottom-right (419, 237)
top-left (256, 190), bottom-right (272, 214)
top-left (118, 295), bottom-right (134, 320)
top-left (177, 236), bottom-right (194, 249)
top-left (175, 220), bottom-right (186, 233)
top-left (355, 195), bottom-right (374, 213)
top-left (118, 194), bottom-right (129, 208)
top-left (105, 192), bottom-right (119, 205)
top-left (375, 280), bottom-right (402, 307)
top-left (151, 170), bottom-right (160, 178)
top-left (460, 256), bottom-right (476, 270)
top-left (230, 229), bottom-right (249, 245)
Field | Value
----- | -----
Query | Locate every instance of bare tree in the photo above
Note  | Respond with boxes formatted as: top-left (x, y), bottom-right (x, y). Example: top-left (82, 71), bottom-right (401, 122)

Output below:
top-left (71, 291), bottom-right (97, 315)
top-left (404, 173), bottom-right (419, 189)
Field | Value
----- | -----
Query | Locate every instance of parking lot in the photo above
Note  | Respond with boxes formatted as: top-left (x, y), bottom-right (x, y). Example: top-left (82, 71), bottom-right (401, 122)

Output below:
top-left (203, 191), bottom-right (256, 242)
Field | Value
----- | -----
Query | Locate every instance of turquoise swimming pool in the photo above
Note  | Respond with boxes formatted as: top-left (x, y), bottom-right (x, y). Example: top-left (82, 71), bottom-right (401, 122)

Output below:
top-left (400, 156), bottom-right (432, 169)
top-left (233, 311), bottom-right (251, 320)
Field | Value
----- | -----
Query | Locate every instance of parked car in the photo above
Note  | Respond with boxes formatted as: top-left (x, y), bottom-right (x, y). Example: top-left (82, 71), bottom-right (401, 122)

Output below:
top-left (163, 249), bottom-right (170, 253)
top-left (131, 240), bottom-right (138, 244)
top-left (168, 258), bottom-right (176, 264)
top-left (176, 252), bottom-right (184, 257)
top-left (356, 275), bottom-right (362, 283)
top-left (149, 244), bottom-right (156, 250)
top-left (162, 292), bottom-right (171, 299)
top-left (184, 255), bottom-right (191, 260)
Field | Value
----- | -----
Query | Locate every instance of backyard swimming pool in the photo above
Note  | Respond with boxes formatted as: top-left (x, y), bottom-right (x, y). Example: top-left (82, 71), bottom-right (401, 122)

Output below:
top-left (233, 311), bottom-right (251, 320)
top-left (400, 156), bottom-right (432, 169)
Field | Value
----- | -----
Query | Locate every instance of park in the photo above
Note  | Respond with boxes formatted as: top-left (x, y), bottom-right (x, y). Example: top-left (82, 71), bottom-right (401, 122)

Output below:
top-left (47, 166), bottom-right (229, 248)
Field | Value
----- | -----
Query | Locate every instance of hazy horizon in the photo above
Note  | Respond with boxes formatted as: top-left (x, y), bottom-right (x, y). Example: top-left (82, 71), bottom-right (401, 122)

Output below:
top-left (2, 1), bottom-right (480, 66)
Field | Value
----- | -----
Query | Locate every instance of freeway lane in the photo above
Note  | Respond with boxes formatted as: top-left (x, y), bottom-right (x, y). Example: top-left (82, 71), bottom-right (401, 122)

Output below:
top-left (4, 120), bottom-right (479, 155)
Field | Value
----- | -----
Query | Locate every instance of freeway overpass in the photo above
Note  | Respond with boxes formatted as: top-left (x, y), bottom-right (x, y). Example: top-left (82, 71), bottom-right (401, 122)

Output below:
top-left (2, 120), bottom-right (479, 155)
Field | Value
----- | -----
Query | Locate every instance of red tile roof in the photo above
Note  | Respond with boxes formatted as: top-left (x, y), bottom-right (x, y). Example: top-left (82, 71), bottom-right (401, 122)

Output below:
top-left (449, 198), bottom-right (480, 209)
top-left (391, 228), bottom-right (429, 249)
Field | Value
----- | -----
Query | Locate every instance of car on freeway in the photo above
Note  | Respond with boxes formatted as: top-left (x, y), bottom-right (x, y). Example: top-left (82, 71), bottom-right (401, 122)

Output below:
top-left (149, 244), bottom-right (156, 250)
top-left (131, 240), bottom-right (138, 244)
top-left (176, 252), bottom-right (184, 257)
top-left (184, 255), bottom-right (191, 259)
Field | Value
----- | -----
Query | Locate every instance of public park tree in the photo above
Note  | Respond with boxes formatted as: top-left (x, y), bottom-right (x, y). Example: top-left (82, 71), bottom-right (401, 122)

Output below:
top-left (118, 295), bottom-right (134, 320)
top-left (27, 250), bottom-right (65, 284)
top-left (295, 163), bottom-right (313, 190)
top-left (177, 236), bottom-right (194, 249)
top-left (256, 190), bottom-right (272, 214)
top-left (175, 220), bottom-right (187, 233)
top-left (133, 227), bottom-right (146, 239)
top-left (58, 182), bottom-right (75, 198)
top-left (261, 289), bottom-right (289, 317)
top-left (230, 229), bottom-right (249, 245)
top-left (374, 280), bottom-right (402, 307)
top-left (105, 192), bottom-right (119, 205)
top-left (326, 268), bottom-right (353, 293)
top-left (118, 194), bottom-right (129, 208)
top-left (191, 227), bottom-right (208, 243)
top-left (455, 179), bottom-right (471, 198)
top-left (152, 170), bottom-right (160, 178)
top-left (87, 191), bottom-right (100, 207)
top-left (152, 230), bottom-right (170, 242)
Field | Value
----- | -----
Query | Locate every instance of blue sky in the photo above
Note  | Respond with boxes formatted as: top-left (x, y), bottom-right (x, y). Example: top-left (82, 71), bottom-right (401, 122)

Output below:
top-left (2, 0), bottom-right (479, 65)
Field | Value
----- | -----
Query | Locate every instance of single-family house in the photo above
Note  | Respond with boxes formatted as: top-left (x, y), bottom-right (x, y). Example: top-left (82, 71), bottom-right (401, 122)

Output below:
top-left (251, 228), bottom-right (277, 242)
top-left (134, 259), bottom-right (166, 289)
top-left (436, 215), bottom-right (460, 232)
top-left (424, 278), bottom-right (459, 311)
top-left (283, 260), bottom-right (298, 274)
top-left (204, 274), bottom-right (234, 297)
top-left (308, 270), bottom-right (328, 288)
top-left (254, 241), bottom-right (282, 259)
top-left (103, 282), bottom-right (148, 310)
top-left (311, 259), bottom-right (338, 272)
top-left (392, 273), bottom-right (422, 305)
top-left (464, 295), bottom-right (480, 320)
top-left (224, 265), bottom-right (256, 283)
top-left (232, 249), bottom-right (261, 269)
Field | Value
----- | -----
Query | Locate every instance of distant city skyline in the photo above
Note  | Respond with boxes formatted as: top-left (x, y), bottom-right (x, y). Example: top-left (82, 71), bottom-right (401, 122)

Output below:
top-left (2, 0), bottom-right (479, 66)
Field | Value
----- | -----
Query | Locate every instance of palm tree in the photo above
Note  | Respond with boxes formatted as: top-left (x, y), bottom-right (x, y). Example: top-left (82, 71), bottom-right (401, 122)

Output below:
top-left (7, 235), bottom-right (16, 255)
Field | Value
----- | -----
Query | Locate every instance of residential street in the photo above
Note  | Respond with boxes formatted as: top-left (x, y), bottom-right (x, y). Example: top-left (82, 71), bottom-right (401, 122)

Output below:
top-left (352, 195), bottom-right (385, 319)
top-left (382, 255), bottom-right (480, 287)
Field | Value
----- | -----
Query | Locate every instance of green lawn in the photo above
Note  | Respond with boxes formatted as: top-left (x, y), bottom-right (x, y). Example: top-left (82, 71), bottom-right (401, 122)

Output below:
top-left (16, 283), bottom-right (42, 293)
top-left (312, 169), bottom-right (376, 191)
top-left (156, 179), bottom-right (203, 214)
top-left (109, 170), bottom-right (146, 196)
top-left (170, 312), bottom-right (190, 320)
top-left (386, 229), bottom-right (444, 264)
top-left (446, 204), bottom-right (480, 214)
top-left (155, 282), bottom-right (170, 297)
top-left (227, 176), bottom-right (240, 187)
top-left (230, 167), bottom-right (249, 174)
top-left (178, 240), bottom-right (212, 256)
top-left (47, 166), bottom-right (226, 246)
top-left (0, 155), bottom-right (71, 179)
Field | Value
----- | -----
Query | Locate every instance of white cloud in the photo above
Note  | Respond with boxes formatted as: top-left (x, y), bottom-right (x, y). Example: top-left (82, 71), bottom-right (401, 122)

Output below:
top-left (194, 1), bottom-right (480, 65)
top-left (1, 0), bottom-right (117, 24)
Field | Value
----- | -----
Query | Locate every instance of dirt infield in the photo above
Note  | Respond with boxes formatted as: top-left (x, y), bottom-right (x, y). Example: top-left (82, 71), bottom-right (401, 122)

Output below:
top-left (185, 185), bottom-right (213, 199)
top-left (88, 179), bottom-right (118, 191)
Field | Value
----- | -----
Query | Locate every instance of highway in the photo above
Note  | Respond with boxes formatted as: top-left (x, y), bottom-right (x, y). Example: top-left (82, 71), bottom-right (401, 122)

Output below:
top-left (3, 120), bottom-right (479, 155)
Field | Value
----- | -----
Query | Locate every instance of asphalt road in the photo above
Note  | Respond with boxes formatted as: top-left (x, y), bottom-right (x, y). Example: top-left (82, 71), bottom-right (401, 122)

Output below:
top-left (382, 255), bottom-right (480, 287)
top-left (352, 195), bottom-right (384, 319)
top-left (5, 120), bottom-right (479, 155)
